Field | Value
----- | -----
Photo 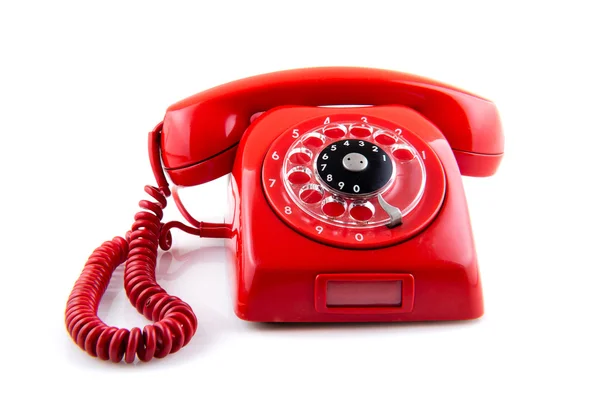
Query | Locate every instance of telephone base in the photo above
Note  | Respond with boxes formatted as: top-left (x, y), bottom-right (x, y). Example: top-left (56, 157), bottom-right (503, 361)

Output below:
top-left (226, 105), bottom-right (484, 323)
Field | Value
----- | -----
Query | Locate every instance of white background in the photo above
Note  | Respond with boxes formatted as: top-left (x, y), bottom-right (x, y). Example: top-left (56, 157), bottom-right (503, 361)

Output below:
top-left (1, 1), bottom-right (599, 399)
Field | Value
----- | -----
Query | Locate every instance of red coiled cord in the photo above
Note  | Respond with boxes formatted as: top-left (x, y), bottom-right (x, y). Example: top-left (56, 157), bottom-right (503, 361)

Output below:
top-left (65, 185), bottom-right (203, 363)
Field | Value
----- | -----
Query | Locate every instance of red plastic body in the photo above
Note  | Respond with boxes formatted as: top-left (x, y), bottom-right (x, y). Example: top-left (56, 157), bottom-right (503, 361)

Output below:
top-left (225, 106), bottom-right (484, 322)
top-left (160, 67), bottom-right (503, 187)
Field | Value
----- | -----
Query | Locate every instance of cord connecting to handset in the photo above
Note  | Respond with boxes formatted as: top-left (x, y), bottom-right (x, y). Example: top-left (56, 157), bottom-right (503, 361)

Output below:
top-left (65, 126), bottom-right (230, 363)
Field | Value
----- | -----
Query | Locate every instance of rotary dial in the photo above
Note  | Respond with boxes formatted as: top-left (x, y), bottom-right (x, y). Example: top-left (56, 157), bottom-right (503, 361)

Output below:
top-left (260, 113), bottom-right (446, 248)
top-left (277, 119), bottom-right (427, 228)
top-left (316, 139), bottom-right (394, 196)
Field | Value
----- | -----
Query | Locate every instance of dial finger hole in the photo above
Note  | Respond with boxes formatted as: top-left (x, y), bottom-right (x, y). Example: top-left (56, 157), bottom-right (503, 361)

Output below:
top-left (323, 124), bottom-right (347, 139)
top-left (288, 147), bottom-right (313, 164)
top-left (287, 166), bottom-right (312, 185)
top-left (322, 196), bottom-right (347, 217)
top-left (392, 146), bottom-right (415, 162)
top-left (349, 124), bottom-right (373, 138)
top-left (299, 184), bottom-right (324, 204)
top-left (349, 201), bottom-right (375, 221)
top-left (302, 132), bottom-right (326, 148)
top-left (373, 130), bottom-right (397, 146)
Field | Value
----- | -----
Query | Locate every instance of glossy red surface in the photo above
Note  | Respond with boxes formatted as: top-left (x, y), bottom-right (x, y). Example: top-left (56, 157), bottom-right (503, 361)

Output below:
top-left (161, 67), bottom-right (504, 186)
top-left (453, 149), bottom-right (503, 177)
top-left (226, 106), bottom-right (485, 322)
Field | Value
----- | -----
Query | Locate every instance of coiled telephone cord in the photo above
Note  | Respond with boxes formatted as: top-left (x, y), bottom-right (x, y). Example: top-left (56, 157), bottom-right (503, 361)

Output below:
top-left (65, 185), bottom-right (221, 363)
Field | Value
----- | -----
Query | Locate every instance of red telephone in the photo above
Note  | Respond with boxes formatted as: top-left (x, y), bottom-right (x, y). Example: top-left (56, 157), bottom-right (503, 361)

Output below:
top-left (66, 67), bottom-right (503, 363)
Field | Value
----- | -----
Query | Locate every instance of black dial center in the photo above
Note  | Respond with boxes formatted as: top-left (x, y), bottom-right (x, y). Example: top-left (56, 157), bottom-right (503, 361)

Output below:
top-left (316, 139), bottom-right (393, 195)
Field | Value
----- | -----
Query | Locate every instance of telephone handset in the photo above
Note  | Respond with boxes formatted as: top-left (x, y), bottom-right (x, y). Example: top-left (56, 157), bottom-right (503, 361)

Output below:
top-left (66, 67), bottom-right (503, 363)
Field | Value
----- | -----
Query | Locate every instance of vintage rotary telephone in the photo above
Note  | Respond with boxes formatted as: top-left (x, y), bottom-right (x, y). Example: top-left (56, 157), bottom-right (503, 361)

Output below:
top-left (65, 67), bottom-right (504, 363)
